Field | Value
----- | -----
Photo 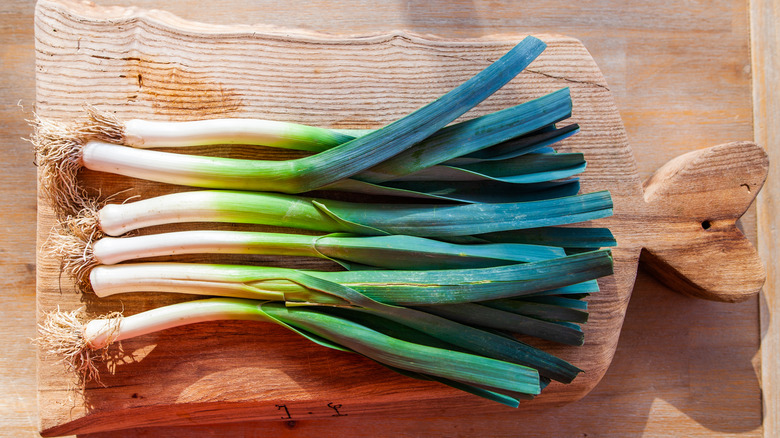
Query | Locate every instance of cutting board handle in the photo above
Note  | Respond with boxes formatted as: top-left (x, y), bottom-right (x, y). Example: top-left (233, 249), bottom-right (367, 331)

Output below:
top-left (639, 141), bottom-right (768, 302)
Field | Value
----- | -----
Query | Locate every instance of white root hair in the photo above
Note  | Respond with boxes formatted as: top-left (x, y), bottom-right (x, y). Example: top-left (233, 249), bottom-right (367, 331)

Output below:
top-left (47, 208), bottom-right (104, 292)
top-left (82, 105), bottom-right (125, 144)
top-left (30, 115), bottom-right (90, 218)
top-left (29, 106), bottom-right (126, 218)
top-left (35, 307), bottom-right (123, 385)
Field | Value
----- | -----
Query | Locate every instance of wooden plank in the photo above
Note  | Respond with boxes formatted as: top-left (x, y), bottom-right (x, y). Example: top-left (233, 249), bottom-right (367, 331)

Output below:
top-left (0, 0), bottom-right (765, 436)
top-left (750, 0), bottom-right (780, 436)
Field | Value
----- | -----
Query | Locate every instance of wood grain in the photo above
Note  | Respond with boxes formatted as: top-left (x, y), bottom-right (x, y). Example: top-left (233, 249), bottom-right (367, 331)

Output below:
top-left (0, 0), bottom-right (766, 437)
top-left (750, 0), bottom-right (780, 435)
top-left (32, 0), bottom-right (767, 435)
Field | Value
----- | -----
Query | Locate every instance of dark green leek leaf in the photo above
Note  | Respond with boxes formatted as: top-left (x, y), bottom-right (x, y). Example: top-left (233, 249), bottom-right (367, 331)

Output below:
top-left (261, 303), bottom-right (530, 405)
top-left (277, 276), bottom-right (582, 383)
top-left (323, 178), bottom-right (581, 203)
top-left (445, 153), bottom-right (586, 183)
top-left (483, 297), bottom-right (589, 324)
top-left (306, 250), bottom-right (614, 305)
top-left (523, 280), bottom-right (600, 297)
top-left (456, 123), bottom-right (580, 162)
top-left (478, 226), bottom-right (617, 248)
top-left (376, 364), bottom-right (526, 407)
top-left (384, 153), bottom-right (586, 185)
top-left (417, 303), bottom-right (585, 345)
top-left (359, 303), bottom-right (583, 383)
top-left (520, 295), bottom-right (589, 309)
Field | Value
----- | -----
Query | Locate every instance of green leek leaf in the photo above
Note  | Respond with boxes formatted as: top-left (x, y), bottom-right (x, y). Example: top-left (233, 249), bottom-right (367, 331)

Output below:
top-left (482, 297), bottom-right (590, 324)
top-left (357, 87), bottom-right (573, 182)
top-left (313, 190), bottom-right (613, 237)
top-left (261, 302), bottom-right (542, 394)
top-left (478, 226), bottom-right (617, 248)
top-left (456, 123), bottom-right (580, 162)
top-left (322, 178), bottom-right (581, 203)
top-left (417, 303), bottom-right (585, 345)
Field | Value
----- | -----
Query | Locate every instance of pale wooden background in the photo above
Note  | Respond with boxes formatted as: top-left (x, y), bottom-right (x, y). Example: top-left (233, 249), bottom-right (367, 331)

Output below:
top-left (2, 0), bottom-right (777, 437)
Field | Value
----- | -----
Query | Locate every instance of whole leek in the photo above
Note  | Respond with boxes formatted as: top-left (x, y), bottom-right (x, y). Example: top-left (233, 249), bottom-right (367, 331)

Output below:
top-left (87, 250), bottom-right (613, 306)
top-left (37, 298), bottom-right (541, 406)
top-left (89, 189), bottom-right (613, 237)
top-left (51, 223), bottom-right (567, 286)
top-left (34, 36), bottom-right (549, 215)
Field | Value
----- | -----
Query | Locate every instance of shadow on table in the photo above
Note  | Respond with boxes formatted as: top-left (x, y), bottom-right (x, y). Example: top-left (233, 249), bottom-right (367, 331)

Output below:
top-left (546, 268), bottom-right (764, 435)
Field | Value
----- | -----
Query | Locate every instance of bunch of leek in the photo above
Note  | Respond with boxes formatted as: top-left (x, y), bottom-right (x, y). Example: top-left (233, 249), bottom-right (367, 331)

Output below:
top-left (36, 35), bottom-right (615, 406)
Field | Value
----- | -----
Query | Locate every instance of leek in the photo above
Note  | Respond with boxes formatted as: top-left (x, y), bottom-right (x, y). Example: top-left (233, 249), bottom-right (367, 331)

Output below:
top-left (74, 140), bottom-right (584, 199)
top-left (84, 105), bottom-right (361, 152)
top-left (90, 189), bottom-right (613, 237)
top-left (64, 88), bottom-right (575, 205)
top-left (84, 89), bottom-right (572, 170)
top-left (37, 298), bottom-right (541, 404)
top-left (35, 37), bottom-right (549, 214)
top-left (52, 224), bottom-right (566, 286)
top-left (87, 250), bottom-right (613, 306)
top-left (79, 253), bottom-right (606, 382)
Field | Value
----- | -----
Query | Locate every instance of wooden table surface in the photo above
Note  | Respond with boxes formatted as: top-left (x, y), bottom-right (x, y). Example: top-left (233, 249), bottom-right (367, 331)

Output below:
top-left (2, 0), bottom-right (777, 437)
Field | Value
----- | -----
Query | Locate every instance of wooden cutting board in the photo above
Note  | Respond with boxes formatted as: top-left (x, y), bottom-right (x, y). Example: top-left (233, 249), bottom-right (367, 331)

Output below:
top-left (33, 0), bottom-right (768, 435)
